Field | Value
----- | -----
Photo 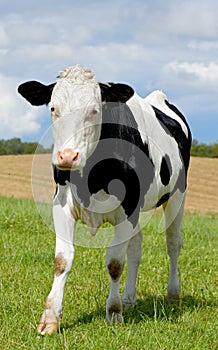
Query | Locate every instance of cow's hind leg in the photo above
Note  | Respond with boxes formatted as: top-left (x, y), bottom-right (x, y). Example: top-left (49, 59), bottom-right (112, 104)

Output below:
top-left (163, 191), bottom-right (186, 303)
top-left (105, 219), bottom-right (134, 324)
top-left (122, 227), bottom-right (142, 310)
top-left (38, 188), bottom-right (75, 335)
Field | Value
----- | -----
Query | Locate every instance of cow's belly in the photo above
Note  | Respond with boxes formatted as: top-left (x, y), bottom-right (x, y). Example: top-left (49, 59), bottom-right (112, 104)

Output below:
top-left (70, 186), bottom-right (128, 235)
top-left (63, 166), bottom-right (182, 234)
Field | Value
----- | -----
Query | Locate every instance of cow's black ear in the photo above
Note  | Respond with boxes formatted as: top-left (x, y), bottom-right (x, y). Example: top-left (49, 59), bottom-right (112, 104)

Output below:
top-left (99, 83), bottom-right (134, 103)
top-left (17, 81), bottom-right (56, 106)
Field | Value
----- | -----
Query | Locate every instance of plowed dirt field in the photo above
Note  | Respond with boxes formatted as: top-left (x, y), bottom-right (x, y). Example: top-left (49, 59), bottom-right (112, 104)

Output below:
top-left (0, 154), bottom-right (217, 216)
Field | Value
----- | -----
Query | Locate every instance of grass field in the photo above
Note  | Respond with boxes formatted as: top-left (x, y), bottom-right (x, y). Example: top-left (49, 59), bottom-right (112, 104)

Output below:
top-left (0, 196), bottom-right (217, 349)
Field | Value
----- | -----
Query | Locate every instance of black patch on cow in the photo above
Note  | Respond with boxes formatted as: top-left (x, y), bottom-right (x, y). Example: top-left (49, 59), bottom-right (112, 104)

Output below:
top-left (53, 102), bottom-right (155, 228)
top-left (18, 81), bottom-right (56, 106)
top-left (99, 83), bottom-right (134, 103)
top-left (174, 166), bottom-right (187, 193)
top-left (152, 106), bottom-right (191, 176)
top-left (53, 165), bottom-right (71, 186)
top-left (155, 162), bottom-right (187, 208)
top-left (160, 154), bottom-right (172, 186)
top-left (164, 99), bottom-right (192, 142)
top-left (87, 158), bottom-right (142, 224)
top-left (151, 105), bottom-right (191, 207)
top-left (156, 193), bottom-right (171, 207)
top-left (86, 102), bottom-right (155, 226)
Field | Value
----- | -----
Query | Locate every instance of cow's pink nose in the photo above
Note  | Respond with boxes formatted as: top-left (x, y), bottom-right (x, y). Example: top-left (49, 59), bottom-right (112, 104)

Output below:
top-left (57, 149), bottom-right (79, 168)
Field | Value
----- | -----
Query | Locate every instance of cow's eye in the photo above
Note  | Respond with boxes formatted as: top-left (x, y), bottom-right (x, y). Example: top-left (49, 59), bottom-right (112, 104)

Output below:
top-left (51, 107), bottom-right (55, 113)
top-left (89, 107), bottom-right (100, 117)
top-left (91, 109), bottom-right (98, 116)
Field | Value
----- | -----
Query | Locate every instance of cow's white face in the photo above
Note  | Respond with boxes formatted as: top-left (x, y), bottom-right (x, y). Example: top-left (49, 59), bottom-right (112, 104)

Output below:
top-left (18, 64), bottom-right (135, 173)
top-left (49, 67), bottom-right (102, 171)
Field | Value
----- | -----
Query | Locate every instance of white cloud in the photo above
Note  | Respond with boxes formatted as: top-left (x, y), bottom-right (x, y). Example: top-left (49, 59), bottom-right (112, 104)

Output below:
top-left (164, 61), bottom-right (218, 87)
top-left (0, 74), bottom-right (43, 139)
top-left (0, 26), bottom-right (9, 47)
top-left (188, 40), bottom-right (218, 51)
top-left (134, 0), bottom-right (218, 46)
top-left (13, 44), bottom-right (75, 62)
top-left (162, 0), bottom-right (218, 39)
top-left (0, 0), bottom-right (218, 142)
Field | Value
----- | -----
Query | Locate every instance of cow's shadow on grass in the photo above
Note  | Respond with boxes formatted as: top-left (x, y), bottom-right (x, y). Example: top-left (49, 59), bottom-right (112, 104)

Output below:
top-left (61, 294), bottom-right (217, 331)
top-left (123, 294), bottom-right (217, 324)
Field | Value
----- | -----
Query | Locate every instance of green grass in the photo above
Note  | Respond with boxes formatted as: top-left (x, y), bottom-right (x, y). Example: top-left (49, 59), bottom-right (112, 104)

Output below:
top-left (0, 196), bottom-right (217, 349)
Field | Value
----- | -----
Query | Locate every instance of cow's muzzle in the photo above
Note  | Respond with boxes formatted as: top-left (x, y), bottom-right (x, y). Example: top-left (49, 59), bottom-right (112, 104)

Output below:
top-left (57, 149), bottom-right (80, 170)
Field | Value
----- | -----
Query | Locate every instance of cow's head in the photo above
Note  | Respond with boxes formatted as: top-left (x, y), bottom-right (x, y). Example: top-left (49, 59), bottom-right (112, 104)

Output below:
top-left (18, 65), bottom-right (134, 171)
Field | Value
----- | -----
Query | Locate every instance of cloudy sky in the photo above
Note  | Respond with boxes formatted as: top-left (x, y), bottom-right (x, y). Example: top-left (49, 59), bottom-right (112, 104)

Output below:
top-left (1, 0), bottom-right (218, 144)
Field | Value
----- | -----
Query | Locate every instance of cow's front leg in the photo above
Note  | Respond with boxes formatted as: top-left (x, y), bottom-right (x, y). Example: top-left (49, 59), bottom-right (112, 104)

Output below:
top-left (105, 219), bottom-right (133, 324)
top-left (38, 187), bottom-right (75, 335)
top-left (122, 227), bottom-right (142, 310)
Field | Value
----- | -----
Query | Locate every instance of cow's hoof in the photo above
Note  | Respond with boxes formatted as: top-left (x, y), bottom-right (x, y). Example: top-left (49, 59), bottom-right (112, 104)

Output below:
top-left (38, 322), bottom-right (58, 335)
top-left (105, 302), bottom-right (123, 324)
top-left (105, 312), bottom-right (123, 324)
top-left (166, 294), bottom-right (180, 305)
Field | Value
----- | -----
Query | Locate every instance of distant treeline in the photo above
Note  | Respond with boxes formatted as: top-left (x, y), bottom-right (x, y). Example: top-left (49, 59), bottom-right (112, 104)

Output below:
top-left (0, 137), bottom-right (217, 158)
top-left (0, 138), bottom-right (52, 155)
top-left (191, 139), bottom-right (218, 158)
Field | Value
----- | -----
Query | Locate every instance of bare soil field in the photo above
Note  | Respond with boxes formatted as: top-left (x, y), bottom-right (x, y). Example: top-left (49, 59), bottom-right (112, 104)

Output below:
top-left (186, 157), bottom-right (218, 215)
top-left (0, 154), bottom-right (217, 216)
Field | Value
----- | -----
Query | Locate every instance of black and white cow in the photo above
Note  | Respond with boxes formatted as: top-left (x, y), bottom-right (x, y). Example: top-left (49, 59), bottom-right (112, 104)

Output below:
top-left (18, 65), bottom-right (192, 335)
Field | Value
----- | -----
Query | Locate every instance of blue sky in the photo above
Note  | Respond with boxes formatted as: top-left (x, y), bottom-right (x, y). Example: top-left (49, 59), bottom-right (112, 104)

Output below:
top-left (1, 0), bottom-right (218, 144)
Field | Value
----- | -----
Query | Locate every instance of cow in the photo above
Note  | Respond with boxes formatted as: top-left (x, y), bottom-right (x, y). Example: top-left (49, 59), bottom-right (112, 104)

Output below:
top-left (18, 64), bottom-right (192, 335)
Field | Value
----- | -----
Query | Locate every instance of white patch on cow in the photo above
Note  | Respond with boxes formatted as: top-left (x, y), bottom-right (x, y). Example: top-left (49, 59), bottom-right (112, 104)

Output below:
top-left (68, 182), bottom-right (128, 237)
top-left (144, 90), bottom-right (189, 138)
top-left (49, 65), bottom-right (102, 172)
top-left (126, 93), bottom-right (154, 145)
